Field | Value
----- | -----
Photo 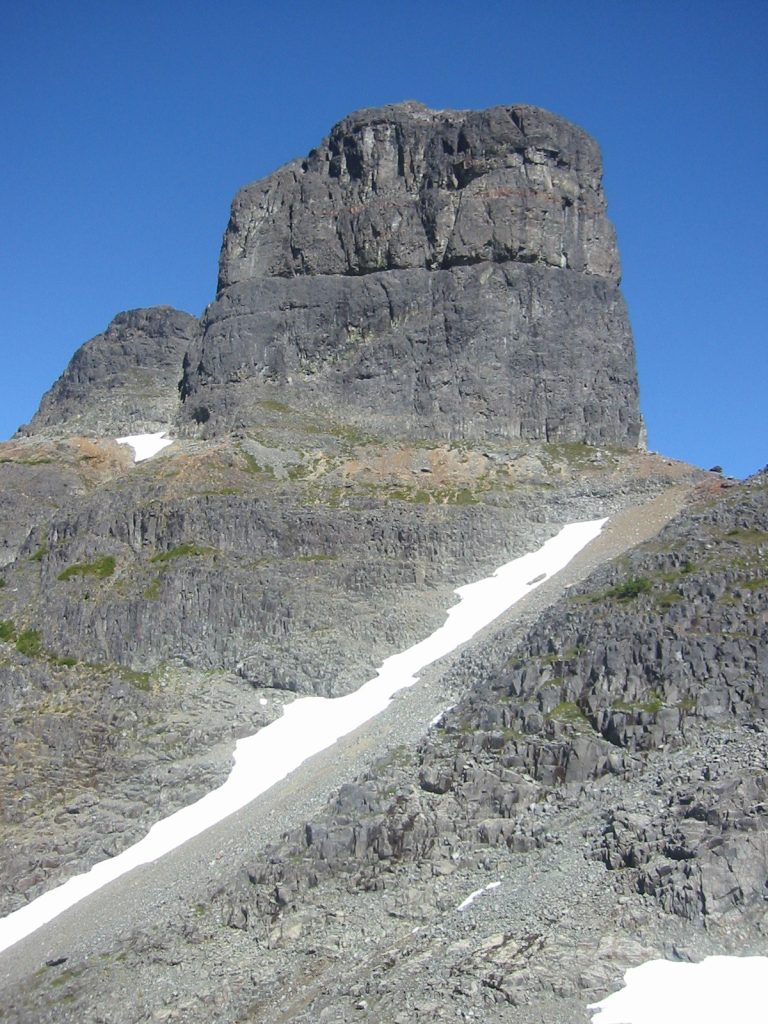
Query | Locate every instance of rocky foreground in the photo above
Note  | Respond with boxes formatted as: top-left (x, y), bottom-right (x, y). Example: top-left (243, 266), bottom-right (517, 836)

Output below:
top-left (0, 433), bottom-right (691, 918)
top-left (1, 462), bottom-right (765, 1022)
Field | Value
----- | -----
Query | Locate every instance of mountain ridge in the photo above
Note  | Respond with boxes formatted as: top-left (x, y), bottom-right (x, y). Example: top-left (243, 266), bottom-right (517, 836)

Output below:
top-left (20, 101), bottom-right (642, 448)
top-left (0, 102), bottom-right (764, 1023)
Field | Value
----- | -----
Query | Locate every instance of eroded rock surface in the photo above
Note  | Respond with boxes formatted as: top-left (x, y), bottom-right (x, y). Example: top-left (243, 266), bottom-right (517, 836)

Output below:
top-left (179, 102), bottom-right (643, 445)
top-left (3, 472), bottom-right (766, 1024)
top-left (18, 307), bottom-right (198, 438)
top-left (0, 435), bottom-right (690, 921)
top-left (1, 101), bottom-right (762, 1024)
top-left (218, 103), bottom-right (619, 284)
top-left (18, 103), bottom-right (643, 450)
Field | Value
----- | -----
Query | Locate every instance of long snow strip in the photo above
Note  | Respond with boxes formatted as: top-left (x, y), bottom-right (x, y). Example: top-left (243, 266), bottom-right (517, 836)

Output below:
top-left (0, 518), bottom-right (605, 953)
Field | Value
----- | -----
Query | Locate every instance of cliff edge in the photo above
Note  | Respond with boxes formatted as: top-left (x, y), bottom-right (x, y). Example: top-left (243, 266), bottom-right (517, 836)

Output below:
top-left (20, 103), bottom-right (644, 448)
top-left (181, 102), bottom-right (643, 445)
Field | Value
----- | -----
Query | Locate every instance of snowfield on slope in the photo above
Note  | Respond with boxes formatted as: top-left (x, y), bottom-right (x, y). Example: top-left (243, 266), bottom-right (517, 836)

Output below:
top-left (0, 518), bottom-right (605, 952)
top-left (588, 956), bottom-right (767, 1023)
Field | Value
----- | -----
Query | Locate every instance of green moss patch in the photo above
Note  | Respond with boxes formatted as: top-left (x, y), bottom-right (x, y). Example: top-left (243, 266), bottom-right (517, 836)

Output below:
top-left (241, 451), bottom-right (275, 476)
top-left (611, 691), bottom-right (664, 714)
top-left (546, 701), bottom-right (590, 725)
top-left (16, 629), bottom-right (42, 656)
top-left (48, 655), bottom-right (79, 668)
top-left (606, 576), bottom-right (652, 601)
top-left (738, 577), bottom-right (768, 590)
top-left (57, 555), bottom-right (116, 581)
top-left (725, 528), bottom-right (768, 544)
top-left (150, 544), bottom-right (215, 564)
top-left (118, 667), bottom-right (152, 691)
top-left (0, 456), bottom-right (53, 465)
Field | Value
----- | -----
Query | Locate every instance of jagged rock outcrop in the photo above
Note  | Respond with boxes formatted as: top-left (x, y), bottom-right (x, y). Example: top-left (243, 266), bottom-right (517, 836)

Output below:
top-left (18, 103), bottom-right (644, 449)
top-left (602, 772), bottom-right (768, 924)
top-left (18, 307), bottom-right (197, 437)
top-left (7, 474), bottom-right (759, 1024)
top-left (179, 102), bottom-right (643, 445)
top-left (2, 451), bottom-right (764, 1023)
top-left (183, 475), bottom-right (765, 1022)
top-left (219, 103), bottom-right (620, 285)
top-left (0, 427), bottom-right (689, 927)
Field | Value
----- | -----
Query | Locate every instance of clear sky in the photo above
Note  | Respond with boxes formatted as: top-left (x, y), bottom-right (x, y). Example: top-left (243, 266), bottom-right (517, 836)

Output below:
top-left (3, 0), bottom-right (766, 478)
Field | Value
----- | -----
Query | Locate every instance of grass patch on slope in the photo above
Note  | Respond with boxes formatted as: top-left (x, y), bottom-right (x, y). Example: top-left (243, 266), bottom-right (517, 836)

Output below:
top-left (15, 629), bottom-right (42, 656)
top-left (150, 544), bottom-right (215, 564)
top-left (57, 555), bottom-right (116, 581)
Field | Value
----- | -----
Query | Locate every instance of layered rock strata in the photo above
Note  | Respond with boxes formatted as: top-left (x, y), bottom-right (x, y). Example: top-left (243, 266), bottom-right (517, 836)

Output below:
top-left (0, 436), bottom-right (693, 922)
top-left (218, 472), bottom-right (768, 933)
top-left (3, 474), bottom-right (765, 1024)
top-left (183, 101), bottom-right (643, 445)
top-left (1, 103), bottom-right (729, 1024)
top-left (19, 103), bottom-right (644, 448)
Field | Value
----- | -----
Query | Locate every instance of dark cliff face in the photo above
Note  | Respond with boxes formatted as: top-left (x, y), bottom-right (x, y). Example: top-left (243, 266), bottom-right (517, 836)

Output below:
top-left (18, 307), bottom-right (198, 438)
top-left (217, 102), bottom-right (619, 285)
top-left (18, 103), bottom-right (644, 450)
top-left (178, 102), bottom-right (643, 446)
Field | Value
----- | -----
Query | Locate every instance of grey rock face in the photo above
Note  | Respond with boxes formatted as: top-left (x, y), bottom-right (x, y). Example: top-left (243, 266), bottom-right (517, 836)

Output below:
top-left (14, 493), bottom-right (529, 690)
top-left (4, 464), bottom-right (766, 1024)
top-left (179, 478), bottom-right (766, 1023)
top-left (603, 772), bottom-right (768, 924)
top-left (218, 102), bottom-right (619, 285)
top-left (3, 104), bottom-right (731, 1024)
top-left (180, 102), bottom-right (643, 445)
top-left (0, 440), bottom-right (692, 927)
top-left (17, 104), bottom-right (644, 450)
top-left (19, 307), bottom-right (198, 437)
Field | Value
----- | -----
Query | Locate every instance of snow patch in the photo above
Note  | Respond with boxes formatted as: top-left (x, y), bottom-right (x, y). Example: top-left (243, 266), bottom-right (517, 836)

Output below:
top-left (588, 956), bottom-right (768, 1023)
top-left (116, 431), bottom-right (173, 462)
top-left (0, 518), bottom-right (605, 954)
top-left (430, 703), bottom-right (455, 727)
top-left (457, 880), bottom-right (501, 911)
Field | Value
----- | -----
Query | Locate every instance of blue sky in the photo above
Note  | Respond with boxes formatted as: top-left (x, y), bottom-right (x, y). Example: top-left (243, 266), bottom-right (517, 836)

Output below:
top-left (2, 1), bottom-right (766, 477)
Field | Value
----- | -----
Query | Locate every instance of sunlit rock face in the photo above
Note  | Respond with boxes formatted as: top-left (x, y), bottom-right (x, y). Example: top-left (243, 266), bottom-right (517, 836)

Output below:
top-left (218, 102), bottom-right (620, 284)
top-left (180, 102), bottom-right (644, 446)
top-left (18, 307), bottom-right (197, 438)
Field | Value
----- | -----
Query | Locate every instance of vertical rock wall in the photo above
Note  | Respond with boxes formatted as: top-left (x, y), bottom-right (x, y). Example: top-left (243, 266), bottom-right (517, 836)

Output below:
top-left (180, 102), bottom-right (643, 445)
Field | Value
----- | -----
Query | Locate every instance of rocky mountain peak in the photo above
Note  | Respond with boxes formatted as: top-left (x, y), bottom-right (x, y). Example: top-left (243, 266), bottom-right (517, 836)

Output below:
top-left (217, 101), bottom-right (618, 287)
top-left (181, 102), bottom-right (643, 445)
top-left (18, 306), bottom-right (196, 438)
top-left (19, 102), bottom-right (643, 449)
top-left (1, 100), bottom-right (765, 1024)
